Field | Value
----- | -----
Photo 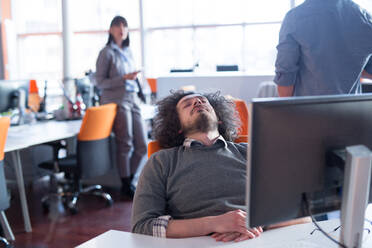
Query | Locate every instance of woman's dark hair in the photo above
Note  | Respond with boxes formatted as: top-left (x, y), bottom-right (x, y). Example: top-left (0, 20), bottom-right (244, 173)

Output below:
top-left (106, 16), bottom-right (130, 47)
top-left (153, 90), bottom-right (241, 148)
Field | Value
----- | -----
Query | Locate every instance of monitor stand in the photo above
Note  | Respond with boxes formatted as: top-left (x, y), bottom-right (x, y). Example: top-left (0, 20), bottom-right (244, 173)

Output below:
top-left (340, 145), bottom-right (372, 248)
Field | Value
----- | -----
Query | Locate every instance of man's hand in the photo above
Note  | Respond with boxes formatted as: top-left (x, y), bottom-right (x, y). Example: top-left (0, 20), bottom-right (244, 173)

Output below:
top-left (211, 210), bottom-right (250, 234)
top-left (166, 209), bottom-right (263, 240)
top-left (277, 85), bottom-right (294, 97)
top-left (211, 227), bottom-right (263, 242)
top-left (208, 209), bottom-right (263, 242)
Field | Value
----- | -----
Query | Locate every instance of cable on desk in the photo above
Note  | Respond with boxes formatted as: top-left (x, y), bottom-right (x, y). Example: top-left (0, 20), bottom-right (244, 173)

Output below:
top-left (302, 194), bottom-right (347, 248)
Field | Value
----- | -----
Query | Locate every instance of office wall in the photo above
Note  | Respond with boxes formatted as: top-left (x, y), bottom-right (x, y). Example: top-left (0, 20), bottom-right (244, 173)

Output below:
top-left (157, 73), bottom-right (275, 103)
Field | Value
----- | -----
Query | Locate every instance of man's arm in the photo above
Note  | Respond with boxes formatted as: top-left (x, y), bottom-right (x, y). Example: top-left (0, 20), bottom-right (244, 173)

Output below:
top-left (166, 210), bottom-right (261, 238)
top-left (277, 85), bottom-right (294, 97)
top-left (362, 70), bottom-right (372, 80)
top-left (131, 154), bottom-right (170, 236)
top-left (274, 12), bottom-right (299, 97)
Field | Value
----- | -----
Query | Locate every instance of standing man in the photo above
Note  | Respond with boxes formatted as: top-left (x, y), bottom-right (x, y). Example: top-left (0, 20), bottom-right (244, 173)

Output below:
top-left (274, 0), bottom-right (372, 97)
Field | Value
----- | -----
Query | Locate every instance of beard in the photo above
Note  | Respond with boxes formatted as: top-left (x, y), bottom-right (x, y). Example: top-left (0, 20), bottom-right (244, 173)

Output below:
top-left (182, 112), bottom-right (218, 135)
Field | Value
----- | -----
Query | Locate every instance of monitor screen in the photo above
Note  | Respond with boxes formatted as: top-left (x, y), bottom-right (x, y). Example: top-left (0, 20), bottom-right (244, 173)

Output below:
top-left (247, 94), bottom-right (372, 228)
top-left (0, 80), bottom-right (29, 113)
top-left (362, 82), bottom-right (372, 93)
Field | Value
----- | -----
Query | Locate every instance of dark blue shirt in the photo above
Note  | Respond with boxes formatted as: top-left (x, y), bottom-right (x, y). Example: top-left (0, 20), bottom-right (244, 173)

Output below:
top-left (274, 0), bottom-right (372, 96)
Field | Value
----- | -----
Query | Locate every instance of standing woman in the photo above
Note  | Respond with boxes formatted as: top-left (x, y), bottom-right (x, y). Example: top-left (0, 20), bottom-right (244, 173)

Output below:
top-left (96, 16), bottom-right (147, 198)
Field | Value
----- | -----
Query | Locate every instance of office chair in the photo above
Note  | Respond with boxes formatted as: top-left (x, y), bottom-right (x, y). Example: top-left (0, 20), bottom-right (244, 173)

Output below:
top-left (256, 81), bottom-right (278, 98)
top-left (0, 117), bottom-right (15, 246)
top-left (146, 78), bottom-right (157, 104)
top-left (147, 140), bottom-right (162, 158)
top-left (147, 99), bottom-right (250, 157)
top-left (233, 99), bottom-right (249, 137)
top-left (39, 103), bottom-right (117, 214)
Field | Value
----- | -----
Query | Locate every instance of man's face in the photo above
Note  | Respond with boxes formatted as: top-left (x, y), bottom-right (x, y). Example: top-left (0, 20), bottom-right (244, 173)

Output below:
top-left (176, 94), bottom-right (218, 134)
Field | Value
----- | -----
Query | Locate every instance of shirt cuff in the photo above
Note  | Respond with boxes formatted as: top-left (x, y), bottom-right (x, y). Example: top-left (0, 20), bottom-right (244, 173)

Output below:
top-left (274, 71), bottom-right (297, 86)
top-left (153, 215), bottom-right (172, 238)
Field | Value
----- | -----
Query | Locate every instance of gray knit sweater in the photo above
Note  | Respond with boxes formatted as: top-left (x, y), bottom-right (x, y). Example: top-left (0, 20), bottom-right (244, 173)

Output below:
top-left (131, 139), bottom-right (248, 235)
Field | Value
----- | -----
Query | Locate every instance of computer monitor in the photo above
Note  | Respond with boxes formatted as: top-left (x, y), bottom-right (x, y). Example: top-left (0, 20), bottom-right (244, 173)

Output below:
top-left (247, 94), bottom-right (372, 246)
top-left (75, 77), bottom-right (93, 108)
top-left (0, 80), bottom-right (29, 113)
top-left (362, 82), bottom-right (372, 93)
top-left (216, 65), bottom-right (239, 72)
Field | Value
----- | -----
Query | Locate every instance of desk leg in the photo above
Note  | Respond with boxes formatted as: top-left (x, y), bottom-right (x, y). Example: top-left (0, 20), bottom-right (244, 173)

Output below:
top-left (11, 150), bottom-right (32, 232)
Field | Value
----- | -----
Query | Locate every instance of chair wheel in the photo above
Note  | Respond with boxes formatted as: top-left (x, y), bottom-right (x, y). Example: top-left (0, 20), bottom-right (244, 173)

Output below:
top-left (42, 201), bottom-right (50, 213)
top-left (106, 198), bottom-right (114, 207)
top-left (69, 206), bottom-right (78, 215)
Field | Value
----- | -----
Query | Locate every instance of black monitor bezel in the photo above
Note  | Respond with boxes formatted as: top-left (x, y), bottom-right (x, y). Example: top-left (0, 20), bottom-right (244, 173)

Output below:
top-left (247, 93), bottom-right (372, 227)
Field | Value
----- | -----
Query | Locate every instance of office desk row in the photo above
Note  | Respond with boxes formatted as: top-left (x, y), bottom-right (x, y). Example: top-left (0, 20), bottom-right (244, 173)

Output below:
top-left (3, 104), bottom-right (157, 233)
top-left (76, 205), bottom-right (372, 248)
top-left (5, 120), bottom-right (82, 232)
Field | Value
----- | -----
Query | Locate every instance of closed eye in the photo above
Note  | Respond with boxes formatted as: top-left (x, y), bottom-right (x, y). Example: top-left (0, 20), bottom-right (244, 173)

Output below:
top-left (183, 103), bottom-right (191, 108)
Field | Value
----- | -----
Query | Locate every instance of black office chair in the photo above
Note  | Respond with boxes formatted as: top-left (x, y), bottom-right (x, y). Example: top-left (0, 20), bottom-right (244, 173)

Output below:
top-left (0, 117), bottom-right (14, 247)
top-left (39, 103), bottom-right (117, 214)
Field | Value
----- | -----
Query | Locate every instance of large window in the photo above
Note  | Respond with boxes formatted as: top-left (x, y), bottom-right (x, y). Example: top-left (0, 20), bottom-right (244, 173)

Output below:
top-left (143, 0), bottom-right (290, 76)
top-left (10, 0), bottom-right (372, 82)
top-left (13, 0), bottom-right (140, 81)
top-left (354, 0), bottom-right (372, 12)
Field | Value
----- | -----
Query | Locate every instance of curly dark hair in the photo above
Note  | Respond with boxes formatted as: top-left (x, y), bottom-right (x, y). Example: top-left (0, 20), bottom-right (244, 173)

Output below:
top-left (153, 90), bottom-right (241, 148)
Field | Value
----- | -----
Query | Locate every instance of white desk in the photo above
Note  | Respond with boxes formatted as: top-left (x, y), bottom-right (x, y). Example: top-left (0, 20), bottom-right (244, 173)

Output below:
top-left (4, 120), bottom-right (81, 232)
top-left (76, 205), bottom-right (372, 248)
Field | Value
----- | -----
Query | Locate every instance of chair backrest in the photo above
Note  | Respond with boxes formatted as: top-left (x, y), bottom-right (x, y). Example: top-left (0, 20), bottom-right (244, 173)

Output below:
top-left (256, 81), bottom-right (278, 98)
top-left (0, 117), bottom-right (10, 161)
top-left (78, 103), bottom-right (117, 141)
top-left (147, 78), bottom-right (157, 94)
top-left (0, 117), bottom-right (10, 211)
top-left (234, 99), bottom-right (249, 137)
top-left (148, 140), bottom-right (161, 158)
top-left (77, 103), bottom-right (117, 179)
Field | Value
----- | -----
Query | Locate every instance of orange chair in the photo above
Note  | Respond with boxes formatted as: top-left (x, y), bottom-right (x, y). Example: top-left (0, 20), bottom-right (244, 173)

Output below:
top-left (28, 79), bottom-right (41, 112)
top-left (147, 78), bottom-right (157, 95)
top-left (0, 117), bottom-right (14, 244)
top-left (39, 103), bottom-right (117, 214)
top-left (147, 140), bottom-right (162, 158)
top-left (234, 99), bottom-right (249, 137)
top-left (0, 118), bottom-right (10, 162)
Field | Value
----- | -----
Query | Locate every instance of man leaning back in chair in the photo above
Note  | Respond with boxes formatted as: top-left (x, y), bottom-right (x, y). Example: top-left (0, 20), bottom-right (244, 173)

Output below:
top-left (131, 90), bottom-right (308, 242)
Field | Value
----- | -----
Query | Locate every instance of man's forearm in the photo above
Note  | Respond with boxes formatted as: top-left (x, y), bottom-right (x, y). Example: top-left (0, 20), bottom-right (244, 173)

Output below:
top-left (166, 216), bottom-right (215, 238)
top-left (277, 85), bottom-right (294, 97)
top-left (166, 210), bottom-right (256, 238)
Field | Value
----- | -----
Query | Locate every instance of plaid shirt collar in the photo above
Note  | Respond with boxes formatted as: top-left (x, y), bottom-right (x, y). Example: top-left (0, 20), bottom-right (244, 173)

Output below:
top-left (183, 135), bottom-right (227, 148)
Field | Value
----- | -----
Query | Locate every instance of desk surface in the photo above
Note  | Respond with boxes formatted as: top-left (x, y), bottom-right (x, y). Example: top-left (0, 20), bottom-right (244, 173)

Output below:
top-left (76, 205), bottom-right (372, 248)
top-left (4, 120), bottom-right (82, 152)
top-left (76, 219), bottom-right (372, 248)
